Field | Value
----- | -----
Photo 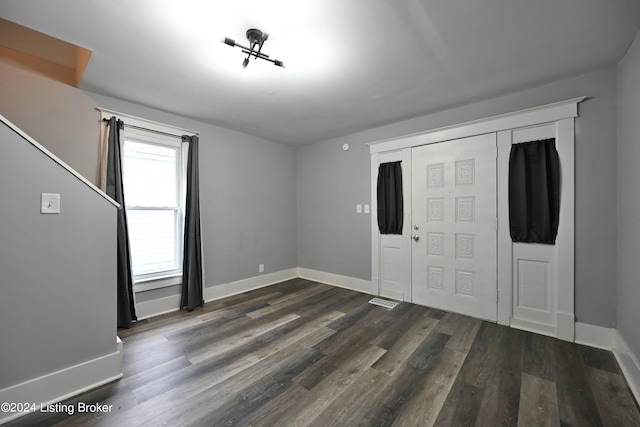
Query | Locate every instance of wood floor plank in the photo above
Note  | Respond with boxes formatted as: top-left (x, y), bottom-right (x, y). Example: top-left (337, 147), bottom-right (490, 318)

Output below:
top-left (185, 312), bottom-right (300, 364)
top-left (319, 306), bottom-right (404, 357)
top-left (259, 281), bottom-right (331, 307)
top-left (120, 332), bottom-right (328, 427)
top-left (136, 346), bottom-right (323, 427)
top-left (280, 344), bottom-right (387, 427)
top-left (586, 366), bottom-right (640, 427)
top-left (579, 345), bottom-right (623, 374)
top-left (433, 312), bottom-right (483, 353)
top-left (371, 304), bottom-right (431, 350)
top-left (235, 383), bottom-right (309, 426)
top-left (371, 315), bottom-right (439, 376)
top-left (522, 331), bottom-right (559, 382)
top-left (6, 280), bottom-right (640, 427)
top-left (390, 348), bottom-right (467, 427)
top-left (517, 373), bottom-right (560, 427)
top-left (306, 368), bottom-right (392, 427)
top-left (460, 322), bottom-right (525, 426)
top-left (553, 340), bottom-right (604, 426)
top-left (196, 291), bottom-right (283, 321)
top-left (254, 287), bottom-right (345, 323)
top-left (433, 378), bottom-right (483, 426)
top-left (364, 332), bottom-right (451, 425)
top-left (132, 311), bottom-right (341, 404)
top-left (186, 348), bottom-right (326, 426)
top-left (295, 288), bottom-right (368, 320)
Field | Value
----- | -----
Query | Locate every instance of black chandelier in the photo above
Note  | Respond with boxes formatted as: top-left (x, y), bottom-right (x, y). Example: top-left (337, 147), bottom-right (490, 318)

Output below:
top-left (223, 28), bottom-right (285, 68)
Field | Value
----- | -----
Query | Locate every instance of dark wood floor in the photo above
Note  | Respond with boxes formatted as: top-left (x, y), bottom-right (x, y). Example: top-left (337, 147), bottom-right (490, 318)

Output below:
top-left (8, 278), bottom-right (640, 426)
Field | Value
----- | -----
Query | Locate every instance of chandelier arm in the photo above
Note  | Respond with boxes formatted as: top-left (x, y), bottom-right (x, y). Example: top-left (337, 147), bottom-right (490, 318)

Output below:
top-left (240, 49), bottom-right (270, 59)
top-left (222, 28), bottom-right (284, 68)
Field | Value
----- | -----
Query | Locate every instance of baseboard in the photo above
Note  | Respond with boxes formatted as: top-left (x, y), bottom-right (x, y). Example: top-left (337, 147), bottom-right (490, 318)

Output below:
top-left (0, 345), bottom-right (123, 425)
top-left (135, 294), bottom-right (182, 320)
top-left (614, 330), bottom-right (640, 405)
top-left (297, 267), bottom-right (372, 294)
top-left (379, 289), bottom-right (404, 301)
top-left (556, 312), bottom-right (576, 342)
top-left (509, 317), bottom-right (557, 339)
top-left (574, 322), bottom-right (615, 350)
top-left (204, 268), bottom-right (298, 303)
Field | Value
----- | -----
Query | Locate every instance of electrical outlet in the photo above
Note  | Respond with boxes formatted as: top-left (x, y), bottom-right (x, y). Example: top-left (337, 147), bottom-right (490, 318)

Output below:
top-left (259, 264), bottom-right (264, 273)
top-left (364, 204), bottom-right (370, 214)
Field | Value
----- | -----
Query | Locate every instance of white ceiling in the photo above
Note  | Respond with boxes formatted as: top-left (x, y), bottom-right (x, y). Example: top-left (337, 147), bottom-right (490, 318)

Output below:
top-left (1, 0), bottom-right (639, 145)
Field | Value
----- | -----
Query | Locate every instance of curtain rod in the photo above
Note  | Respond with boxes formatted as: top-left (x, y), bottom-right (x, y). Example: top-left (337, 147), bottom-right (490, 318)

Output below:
top-left (103, 118), bottom-right (187, 140)
top-left (96, 107), bottom-right (199, 136)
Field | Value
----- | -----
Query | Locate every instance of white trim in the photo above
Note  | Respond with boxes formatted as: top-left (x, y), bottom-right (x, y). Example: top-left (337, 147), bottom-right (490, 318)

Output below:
top-left (134, 275), bottom-right (182, 293)
top-left (0, 348), bottom-right (123, 424)
top-left (509, 317), bottom-right (558, 338)
top-left (0, 114), bottom-right (119, 208)
top-left (614, 330), bottom-right (640, 405)
top-left (297, 268), bottom-right (372, 294)
top-left (369, 97), bottom-right (585, 154)
top-left (97, 108), bottom-right (198, 137)
top-left (574, 322), bottom-right (615, 350)
top-left (379, 289), bottom-right (404, 301)
top-left (135, 294), bottom-right (183, 320)
top-left (204, 269), bottom-right (298, 302)
top-left (496, 130), bottom-right (512, 326)
top-left (555, 118), bottom-right (576, 341)
top-left (371, 154), bottom-right (380, 295)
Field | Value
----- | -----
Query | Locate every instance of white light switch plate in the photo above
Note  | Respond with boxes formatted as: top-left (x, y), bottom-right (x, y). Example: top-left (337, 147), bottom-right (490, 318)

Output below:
top-left (356, 204), bottom-right (362, 213)
top-left (364, 204), bottom-right (370, 214)
top-left (41, 193), bottom-right (60, 214)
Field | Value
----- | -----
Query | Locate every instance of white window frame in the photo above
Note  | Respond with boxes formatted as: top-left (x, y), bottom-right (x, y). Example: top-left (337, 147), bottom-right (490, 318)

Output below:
top-left (122, 128), bottom-right (186, 287)
top-left (99, 108), bottom-right (197, 292)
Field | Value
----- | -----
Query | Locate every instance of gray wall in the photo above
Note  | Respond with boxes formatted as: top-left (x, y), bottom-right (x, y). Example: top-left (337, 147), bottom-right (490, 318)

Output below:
top-left (0, 120), bottom-right (117, 389)
top-left (617, 31), bottom-right (640, 357)
top-left (298, 67), bottom-right (618, 328)
top-left (0, 60), bottom-right (102, 184)
top-left (297, 138), bottom-right (372, 279)
top-left (0, 57), bottom-right (298, 307)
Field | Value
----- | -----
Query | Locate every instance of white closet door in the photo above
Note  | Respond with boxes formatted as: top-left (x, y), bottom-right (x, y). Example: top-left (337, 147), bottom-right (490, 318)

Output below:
top-left (411, 133), bottom-right (497, 321)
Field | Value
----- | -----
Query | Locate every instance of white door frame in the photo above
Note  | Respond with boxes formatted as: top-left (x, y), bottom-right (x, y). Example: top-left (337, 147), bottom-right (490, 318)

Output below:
top-left (369, 97), bottom-right (584, 341)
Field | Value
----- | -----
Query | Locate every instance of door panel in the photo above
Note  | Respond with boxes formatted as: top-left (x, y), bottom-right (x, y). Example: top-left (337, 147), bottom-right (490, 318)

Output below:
top-left (411, 133), bottom-right (497, 321)
top-left (376, 150), bottom-right (412, 301)
top-left (509, 124), bottom-right (560, 335)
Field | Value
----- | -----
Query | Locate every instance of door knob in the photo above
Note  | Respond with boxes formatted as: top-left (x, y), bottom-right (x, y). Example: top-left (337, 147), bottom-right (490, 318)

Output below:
top-left (413, 224), bottom-right (420, 230)
top-left (412, 235), bottom-right (420, 242)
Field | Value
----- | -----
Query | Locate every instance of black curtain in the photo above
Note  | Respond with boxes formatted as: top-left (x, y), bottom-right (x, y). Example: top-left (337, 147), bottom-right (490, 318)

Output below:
top-left (105, 117), bottom-right (137, 328)
top-left (377, 161), bottom-right (403, 234)
top-left (509, 138), bottom-right (560, 244)
top-left (181, 135), bottom-right (204, 311)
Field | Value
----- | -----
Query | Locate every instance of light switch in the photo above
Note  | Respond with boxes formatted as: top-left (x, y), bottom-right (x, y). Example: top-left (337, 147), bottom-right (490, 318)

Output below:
top-left (356, 204), bottom-right (362, 213)
top-left (41, 193), bottom-right (60, 214)
top-left (364, 204), bottom-right (370, 214)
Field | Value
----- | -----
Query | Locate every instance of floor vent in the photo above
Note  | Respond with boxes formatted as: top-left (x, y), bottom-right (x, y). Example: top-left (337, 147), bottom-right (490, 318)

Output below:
top-left (369, 297), bottom-right (399, 309)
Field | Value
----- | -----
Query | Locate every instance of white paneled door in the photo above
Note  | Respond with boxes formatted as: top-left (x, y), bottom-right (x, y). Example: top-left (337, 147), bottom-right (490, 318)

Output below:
top-left (411, 133), bottom-right (497, 321)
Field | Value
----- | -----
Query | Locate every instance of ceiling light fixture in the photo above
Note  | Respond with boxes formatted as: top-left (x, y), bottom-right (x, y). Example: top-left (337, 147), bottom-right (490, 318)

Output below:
top-left (223, 28), bottom-right (284, 68)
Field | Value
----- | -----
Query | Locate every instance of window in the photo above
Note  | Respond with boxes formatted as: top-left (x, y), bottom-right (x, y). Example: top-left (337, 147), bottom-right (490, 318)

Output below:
top-left (121, 128), bottom-right (186, 282)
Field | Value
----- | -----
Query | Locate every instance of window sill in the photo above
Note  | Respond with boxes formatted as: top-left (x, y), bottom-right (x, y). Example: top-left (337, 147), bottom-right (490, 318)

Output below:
top-left (134, 274), bottom-right (182, 292)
